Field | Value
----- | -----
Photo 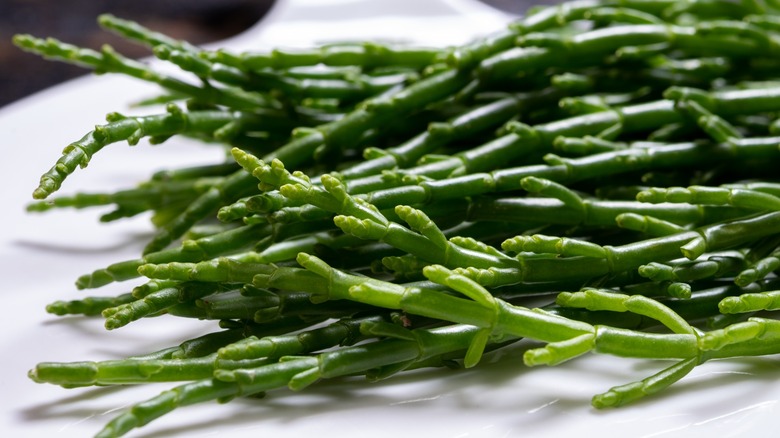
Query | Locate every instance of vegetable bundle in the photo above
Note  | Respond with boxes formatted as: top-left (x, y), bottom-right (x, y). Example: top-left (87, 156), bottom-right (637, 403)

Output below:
top-left (15, 0), bottom-right (780, 436)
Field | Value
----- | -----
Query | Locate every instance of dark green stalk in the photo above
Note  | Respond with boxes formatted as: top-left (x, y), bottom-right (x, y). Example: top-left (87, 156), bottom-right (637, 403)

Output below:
top-left (12, 34), bottom-right (276, 110)
top-left (210, 42), bottom-right (443, 72)
top-left (28, 106), bottom-right (292, 200)
top-left (141, 68), bottom-right (472, 254)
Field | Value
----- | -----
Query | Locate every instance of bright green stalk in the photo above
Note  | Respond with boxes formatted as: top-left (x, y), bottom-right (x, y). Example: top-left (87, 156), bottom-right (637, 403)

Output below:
top-left (29, 353), bottom-right (270, 387)
top-left (297, 254), bottom-right (780, 406)
top-left (30, 314), bottom-right (386, 387)
top-left (76, 222), bottom-right (273, 289)
top-left (94, 322), bottom-right (497, 437)
top-left (719, 290), bottom-right (780, 313)
top-left (637, 185), bottom-right (780, 211)
top-left (45, 293), bottom-right (136, 316)
top-left (329, 203), bottom-right (780, 287)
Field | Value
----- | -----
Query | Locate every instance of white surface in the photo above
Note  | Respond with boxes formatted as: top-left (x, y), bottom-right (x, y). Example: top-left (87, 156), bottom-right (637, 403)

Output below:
top-left (1, 1), bottom-right (778, 437)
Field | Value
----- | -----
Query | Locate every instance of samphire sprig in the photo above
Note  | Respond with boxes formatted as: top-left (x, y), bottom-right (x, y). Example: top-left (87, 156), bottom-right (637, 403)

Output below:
top-left (16, 1), bottom-right (780, 436)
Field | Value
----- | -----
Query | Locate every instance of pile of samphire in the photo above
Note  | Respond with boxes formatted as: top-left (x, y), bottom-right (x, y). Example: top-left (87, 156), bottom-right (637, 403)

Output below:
top-left (15, 0), bottom-right (780, 436)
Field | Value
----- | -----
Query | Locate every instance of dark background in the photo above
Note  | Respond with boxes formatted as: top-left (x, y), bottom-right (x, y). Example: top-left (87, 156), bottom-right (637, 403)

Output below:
top-left (0, 0), bottom-right (557, 108)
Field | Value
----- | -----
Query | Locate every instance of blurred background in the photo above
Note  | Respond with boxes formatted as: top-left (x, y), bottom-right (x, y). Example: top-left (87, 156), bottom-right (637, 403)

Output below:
top-left (0, 0), bottom-right (557, 108)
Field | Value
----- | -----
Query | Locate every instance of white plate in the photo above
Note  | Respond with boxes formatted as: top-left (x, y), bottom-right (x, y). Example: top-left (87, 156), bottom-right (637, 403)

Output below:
top-left (1, 1), bottom-right (778, 437)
